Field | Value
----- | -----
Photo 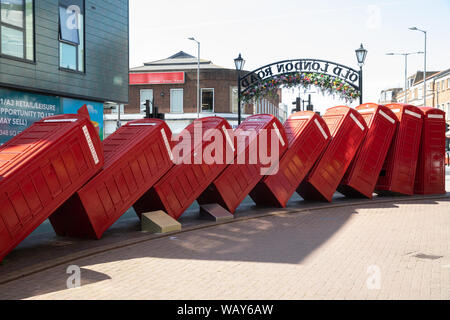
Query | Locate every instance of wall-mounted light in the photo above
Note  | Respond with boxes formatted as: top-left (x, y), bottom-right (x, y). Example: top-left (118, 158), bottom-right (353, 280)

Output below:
top-left (160, 92), bottom-right (165, 97)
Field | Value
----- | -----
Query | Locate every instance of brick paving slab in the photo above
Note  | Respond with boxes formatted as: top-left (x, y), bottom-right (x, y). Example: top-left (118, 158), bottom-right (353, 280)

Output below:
top-left (1, 197), bottom-right (450, 300)
top-left (1, 192), bottom-right (447, 285)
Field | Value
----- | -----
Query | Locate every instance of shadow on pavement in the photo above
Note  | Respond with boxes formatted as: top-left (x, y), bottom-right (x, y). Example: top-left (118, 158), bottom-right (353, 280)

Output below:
top-left (0, 266), bottom-right (111, 300)
top-left (0, 192), bottom-right (450, 297)
top-left (68, 198), bottom-right (444, 268)
top-left (0, 194), bottom-right (449, 300)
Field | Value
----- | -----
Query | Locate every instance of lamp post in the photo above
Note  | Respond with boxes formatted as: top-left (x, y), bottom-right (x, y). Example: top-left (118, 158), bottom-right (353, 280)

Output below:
top-left (409, 27), bottom-right (427, 106)
top-left (234, 53), bottom-right (245, 125)
top-left (117, 104), bottom-right (122, 129)
top-left (355, 44), bottom-right (368, 105)
top-left (386, 51), bottom-right (424, 103)
top-left (188, 37), bottom-right (200, 118)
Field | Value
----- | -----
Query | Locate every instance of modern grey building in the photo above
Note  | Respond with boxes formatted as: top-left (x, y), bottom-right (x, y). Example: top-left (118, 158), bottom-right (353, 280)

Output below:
top-left (0, 0), bottom-right (129, 144)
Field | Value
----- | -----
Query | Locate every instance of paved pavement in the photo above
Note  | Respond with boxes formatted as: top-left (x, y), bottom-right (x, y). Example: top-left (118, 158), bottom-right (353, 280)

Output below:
top-left (1, 196), bottom-right (450, 300)
top-left (0, 169), bottom-right (449, 300)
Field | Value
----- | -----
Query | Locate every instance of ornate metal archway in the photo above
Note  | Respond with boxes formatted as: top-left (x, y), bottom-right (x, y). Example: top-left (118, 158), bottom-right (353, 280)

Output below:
top-left (237, 59), bottom-right (363, 123)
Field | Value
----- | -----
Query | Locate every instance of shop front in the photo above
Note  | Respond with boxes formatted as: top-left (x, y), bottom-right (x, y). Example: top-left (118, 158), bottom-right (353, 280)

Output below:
top-left (0, 87), bottom-right (104, 145)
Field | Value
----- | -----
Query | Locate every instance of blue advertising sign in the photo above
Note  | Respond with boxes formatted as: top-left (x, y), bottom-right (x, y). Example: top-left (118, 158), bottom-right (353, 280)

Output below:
top-left (62, 98), bottom-right (104, 140)
top-left (0, 88), bottom-right (62, 145)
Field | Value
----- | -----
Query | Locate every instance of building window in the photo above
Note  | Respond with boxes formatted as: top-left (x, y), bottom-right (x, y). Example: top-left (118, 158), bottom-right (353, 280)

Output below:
top-left (58, 0), bottom-right (84, 72)
top-left (0, 0), bottom-right (33, 60)
top-left (385, 91), bottom-right (393, 102)
top-left (437, 82), bottom-right (440, 92)
top-left (140, 89), bottom-right (153, 114)
top-left (170, 89), bottom-right (183, 113)
top-left (418, 88), bottom-right (423, 99)
top-left (447, 103), bottom-right (450, 121)
top-left (447, 79), bottom-right (450, 90)
top-left (111, 104), bottom-right (124, 115)
top-left (230, 86), bottom-right (238, 113)
top-left (201, 88), bottom-right (214, 112)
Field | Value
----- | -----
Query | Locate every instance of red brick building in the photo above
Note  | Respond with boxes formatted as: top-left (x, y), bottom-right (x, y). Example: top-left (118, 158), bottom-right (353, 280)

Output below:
top-left (114, 51), bottom-right (284, 133)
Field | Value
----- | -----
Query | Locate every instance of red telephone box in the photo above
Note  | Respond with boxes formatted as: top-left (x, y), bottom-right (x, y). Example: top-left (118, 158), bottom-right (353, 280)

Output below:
top-left (49, 119), bottom-right (174, 239)
top-left (198, 114), bottom-right (288, 214)
top-left (338, 104), bottom-right (398, 198)
top-left (0, 107), bottom-right (103, 262)
top-left (250, 111), bottom-right (331, 208)
top-left (376, 104), bottom-right (423, 196)
top-left (133, 117), bottom-right (234, 220)
top-left (297, 106), bottom-right (367, 202)
top-left (414, 107), bottom-right (446, 194)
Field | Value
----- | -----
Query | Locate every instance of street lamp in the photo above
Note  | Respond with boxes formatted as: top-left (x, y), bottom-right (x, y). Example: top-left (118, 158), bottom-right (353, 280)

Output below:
top-left (386, 51), bottom-right (424, 103)
top-left (188, 37), bottom-right (200, 118)
top-left (355, 44), bottom-right (368, 105)
top-left (409, 27), bottom-right (427, 106)
top-left (234, 53), bottom-right (245, 125)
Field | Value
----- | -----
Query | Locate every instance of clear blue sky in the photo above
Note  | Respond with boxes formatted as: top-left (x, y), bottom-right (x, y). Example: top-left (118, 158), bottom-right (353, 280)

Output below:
top-left (130, 0), bottom-right (450, 112)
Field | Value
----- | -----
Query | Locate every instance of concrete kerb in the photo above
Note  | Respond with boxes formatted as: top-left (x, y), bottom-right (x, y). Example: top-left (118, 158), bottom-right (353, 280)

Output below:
top-left (1, 193), bottom-right (449, 285)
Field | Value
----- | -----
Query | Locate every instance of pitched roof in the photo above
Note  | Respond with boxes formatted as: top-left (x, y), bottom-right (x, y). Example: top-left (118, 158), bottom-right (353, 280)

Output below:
top-left (433, 68), bottom-right (450, 79)
top-left (413, 71), bottom-right (441, 84)
top-left (381, 87), bottom-right (402, 92)
top-left (131, 51), bottom-right (229, 72)
top-left (167, 51), bottom-right (195, 59)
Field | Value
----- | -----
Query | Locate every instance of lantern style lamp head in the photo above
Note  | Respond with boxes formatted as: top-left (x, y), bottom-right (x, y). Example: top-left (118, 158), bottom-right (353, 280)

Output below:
top-left (355, 44), bottom-right (368, 67)
top-left (234, 53), bottom-right (245, 71)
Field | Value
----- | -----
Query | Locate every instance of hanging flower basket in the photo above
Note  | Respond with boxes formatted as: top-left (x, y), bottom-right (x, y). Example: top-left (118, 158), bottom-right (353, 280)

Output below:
top-left (241, 72), bottom-right (360, 103)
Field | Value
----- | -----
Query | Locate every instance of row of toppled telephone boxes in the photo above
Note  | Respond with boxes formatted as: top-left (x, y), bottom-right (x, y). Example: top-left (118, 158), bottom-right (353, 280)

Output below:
top-left (0, 103), bottom-right (446, 262)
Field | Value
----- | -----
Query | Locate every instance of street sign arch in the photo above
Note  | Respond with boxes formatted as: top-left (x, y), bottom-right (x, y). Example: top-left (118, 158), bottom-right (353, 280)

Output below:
top-left (239, 58), bottom-right (362, 104)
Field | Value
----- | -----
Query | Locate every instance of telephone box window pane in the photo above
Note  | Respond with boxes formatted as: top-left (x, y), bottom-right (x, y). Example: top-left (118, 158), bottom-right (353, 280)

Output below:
top-left (1, 0), bottom-right (24, 28)
top-left (1, 25), bottom-right (23, 58)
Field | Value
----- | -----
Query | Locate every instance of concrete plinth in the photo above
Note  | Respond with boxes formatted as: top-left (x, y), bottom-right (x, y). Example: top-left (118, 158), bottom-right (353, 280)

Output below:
top-left (141, 211), bottom-right (181, 234)
top-left (199, 204), bottom-right (234, 222)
